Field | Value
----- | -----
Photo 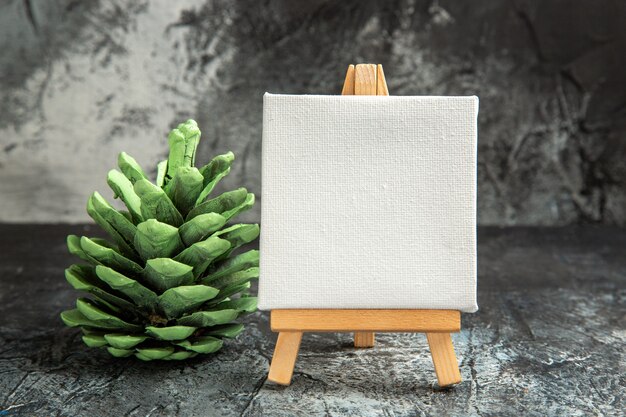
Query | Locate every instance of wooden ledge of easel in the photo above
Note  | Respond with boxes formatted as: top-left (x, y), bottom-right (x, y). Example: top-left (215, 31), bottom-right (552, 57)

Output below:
top-left (271, 309), bottom-right (461, 333)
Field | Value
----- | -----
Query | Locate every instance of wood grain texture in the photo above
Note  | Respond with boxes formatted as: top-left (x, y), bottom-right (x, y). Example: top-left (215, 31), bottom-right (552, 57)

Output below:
top-left (354, 332), bottom-right (375, 348)
top-left (376, 64), bottom-right (389, 96)
top-left (354, 64), bottom-right (377, 95)
top-left (426, 333), bottom-right (462, 387)
top-left (341, 64), bottom-right (355, 95)
top-left (267, 331), bottom-right (303, 385)
top-left (271, 309), bottom-right (461, 332)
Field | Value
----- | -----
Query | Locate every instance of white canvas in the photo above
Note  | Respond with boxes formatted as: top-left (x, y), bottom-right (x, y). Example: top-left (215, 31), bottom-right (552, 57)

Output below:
top-left (258, 93), bottom-right (479, 312)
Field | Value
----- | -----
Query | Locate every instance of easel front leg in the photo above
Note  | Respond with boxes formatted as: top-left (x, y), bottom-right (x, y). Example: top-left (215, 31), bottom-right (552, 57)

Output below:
top-left (426, 333), bottom-right (462, 387)
top-left (354, 332), bottom-right (375, 347)
top-left (267, 332), bottom-right (303, 385)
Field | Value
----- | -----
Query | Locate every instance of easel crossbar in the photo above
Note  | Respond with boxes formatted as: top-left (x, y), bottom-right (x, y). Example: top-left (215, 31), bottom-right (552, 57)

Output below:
top-left (271, 309), bottom-right (460, 332)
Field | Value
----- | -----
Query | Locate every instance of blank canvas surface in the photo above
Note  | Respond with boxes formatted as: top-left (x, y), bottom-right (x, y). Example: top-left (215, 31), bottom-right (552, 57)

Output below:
top-left (259, 93), bottom-right (478, 312)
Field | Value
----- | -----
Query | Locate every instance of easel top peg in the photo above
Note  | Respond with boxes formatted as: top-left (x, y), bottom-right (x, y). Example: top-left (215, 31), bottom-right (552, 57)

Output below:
top-left (341, 64), bottom-right (389, 96)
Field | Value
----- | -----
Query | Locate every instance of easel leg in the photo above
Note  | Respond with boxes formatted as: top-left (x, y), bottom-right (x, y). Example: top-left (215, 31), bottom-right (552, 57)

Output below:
top-left (354, 332), bottom-right (375, 348)
top-left (426, 333), bottom-right (462, 387)
top-left (267, 332), bottom-right (303, 385)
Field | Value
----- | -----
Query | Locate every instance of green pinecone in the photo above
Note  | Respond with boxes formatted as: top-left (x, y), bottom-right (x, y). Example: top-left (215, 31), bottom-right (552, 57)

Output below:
top-left (60, 119), bottom-right (259, 361)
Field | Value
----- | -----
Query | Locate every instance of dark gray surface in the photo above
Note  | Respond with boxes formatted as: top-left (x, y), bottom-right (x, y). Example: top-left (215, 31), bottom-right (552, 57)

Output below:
top-left (1, 0), bottom-right (625, 225)
top-left (0, 224), bottom-right (624, 416)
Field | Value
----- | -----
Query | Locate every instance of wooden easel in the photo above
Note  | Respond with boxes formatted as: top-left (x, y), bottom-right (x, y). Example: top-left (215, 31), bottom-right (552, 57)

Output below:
top-left (266, 64), bottom-right (463, 388)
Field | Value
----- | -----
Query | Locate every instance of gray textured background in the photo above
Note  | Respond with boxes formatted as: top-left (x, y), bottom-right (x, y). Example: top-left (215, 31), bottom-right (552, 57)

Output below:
top-left (1, 0), bottom-right (625, 225)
